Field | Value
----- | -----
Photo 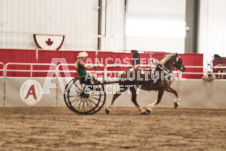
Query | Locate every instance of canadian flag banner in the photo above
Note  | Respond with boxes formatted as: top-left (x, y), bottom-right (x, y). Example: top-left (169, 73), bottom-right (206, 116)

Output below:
top-left (33, 34), bottom-right (65, 50)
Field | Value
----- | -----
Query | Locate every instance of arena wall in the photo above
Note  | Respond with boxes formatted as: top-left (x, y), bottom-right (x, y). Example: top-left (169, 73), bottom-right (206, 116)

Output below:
top-left (103, 81), bottom-right (179, 108)
top-left (56, 79), bottom-right (226, 108)
top-left (105, 80), bottom-right (226, 108)
top-left (5, 78), bottom-right (57, 107)
top-left (1, 78), bottom-right (226, 108)
top-left (0, 78), bottom-right (4, 107)
top-left (56, 78), bottom-right (73, 107)
top-left (179, 80), bottom-right (226, 107)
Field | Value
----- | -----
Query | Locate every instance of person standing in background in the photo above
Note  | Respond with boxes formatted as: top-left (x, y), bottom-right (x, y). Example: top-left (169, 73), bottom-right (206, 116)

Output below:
top-left (202, 70), bottom-right (216, 81)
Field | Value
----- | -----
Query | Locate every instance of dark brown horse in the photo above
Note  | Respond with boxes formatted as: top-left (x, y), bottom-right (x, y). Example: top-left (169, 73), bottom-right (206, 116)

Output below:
top-left (105, 53), bottom-right (186, 115)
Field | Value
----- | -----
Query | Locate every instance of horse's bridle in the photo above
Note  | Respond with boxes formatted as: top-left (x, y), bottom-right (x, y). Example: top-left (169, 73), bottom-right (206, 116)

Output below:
top-left (152, 58), bottom-right (175, 80)
top-left (156, 64), bottom-right (174, 79)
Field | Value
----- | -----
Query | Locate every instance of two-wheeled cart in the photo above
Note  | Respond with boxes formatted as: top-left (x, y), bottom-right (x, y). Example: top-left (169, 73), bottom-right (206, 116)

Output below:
top-left (64, 77), bottom-right (121, 115)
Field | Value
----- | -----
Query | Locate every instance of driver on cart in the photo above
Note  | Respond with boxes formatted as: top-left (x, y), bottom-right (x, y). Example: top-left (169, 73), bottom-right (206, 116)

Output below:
top-left (75, 52), bottom-right (97, 84)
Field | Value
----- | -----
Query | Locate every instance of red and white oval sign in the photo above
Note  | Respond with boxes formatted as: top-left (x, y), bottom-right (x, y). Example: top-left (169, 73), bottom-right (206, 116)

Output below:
top-left (20, 80), bottom-right (43, 106)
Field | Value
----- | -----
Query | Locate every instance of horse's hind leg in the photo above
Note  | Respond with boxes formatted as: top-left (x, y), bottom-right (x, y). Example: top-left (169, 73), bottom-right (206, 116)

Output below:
top-left (130, 87), bottom-right (146, 114)
top-left (165, 87), bottom-right (180, 109)
top-left (105, 87), bottom-right (127, 114)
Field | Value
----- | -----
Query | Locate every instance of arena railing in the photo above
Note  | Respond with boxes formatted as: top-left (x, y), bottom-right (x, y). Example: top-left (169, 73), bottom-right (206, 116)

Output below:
top-left (179, 66), bottom-right (226, 79)
top-left (57, 63), bottom-right (105, 79)
top-left (105, 65), bottom-right (226, 80)
top-left (4, 63), bottom-right (226, 79)
top-left (105, 64), bottom-right (184, 80)
top-left (60, 63), bottom-right (185, 81)
top-left (58, 63), bottom-right (134, 81)
top-left (104, 64), bottom-right (134, 81)
top-left (4, 63), bottom-right (57, 77)
top-left (210, 66), bottom-right (226, 79)
top-left (134, 64), bottom-right (154, 68)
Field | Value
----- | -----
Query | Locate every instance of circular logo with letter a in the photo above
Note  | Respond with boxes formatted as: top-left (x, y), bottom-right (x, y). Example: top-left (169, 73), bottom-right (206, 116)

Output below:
top-left (20, 80), bottom-right (43, 105)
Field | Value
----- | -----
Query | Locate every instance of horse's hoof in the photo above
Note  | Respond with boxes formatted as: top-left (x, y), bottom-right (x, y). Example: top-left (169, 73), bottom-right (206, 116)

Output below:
top-left (140, 111), bottom-right (147, 115)
top-left (174, 102), bottom-right (178, 109)
top-left (146, 109), bottom-right (151, 115)
top-left (105, 109), bottom-right (110, 114)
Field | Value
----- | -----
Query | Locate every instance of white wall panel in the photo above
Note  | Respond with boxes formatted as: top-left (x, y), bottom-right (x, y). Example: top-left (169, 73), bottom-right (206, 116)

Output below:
top-left (0, 0), bottom-right (98, 50)
top-left (125, 0), bottom-right (186, 52)
top-left (127, 0), bottom-right (185, 21)
top-left (0, 78), bottom-right (4, 107)
top-left (126, 37), bottom-right (185, 52)
top-left (0, 0), bottom-right (188, 52)
top-left (199, 0), bottom-right (226, 66)
top-left (101, 0), bottom-right (125, 51)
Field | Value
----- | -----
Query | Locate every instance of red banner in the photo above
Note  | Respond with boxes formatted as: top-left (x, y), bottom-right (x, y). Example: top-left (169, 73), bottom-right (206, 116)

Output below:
top-left (0, 49), bottom-right (203, 78)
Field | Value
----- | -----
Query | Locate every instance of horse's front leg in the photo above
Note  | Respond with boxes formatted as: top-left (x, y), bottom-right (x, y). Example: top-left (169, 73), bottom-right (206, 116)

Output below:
top-left (165, 87), bottom-right (181, 109)
top-left (146, 89), bottom-right (164, 114)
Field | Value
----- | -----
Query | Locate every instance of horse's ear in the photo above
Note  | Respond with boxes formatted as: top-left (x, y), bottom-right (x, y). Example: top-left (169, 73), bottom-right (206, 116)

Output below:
top-left (175, 53), bottom-right (178, 57)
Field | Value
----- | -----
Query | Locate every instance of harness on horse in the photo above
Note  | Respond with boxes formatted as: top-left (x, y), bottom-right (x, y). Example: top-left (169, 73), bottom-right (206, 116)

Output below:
top-left (149, 65), bottom-right (159, 91)
top-left (149, 59), bottom-right (172, 91)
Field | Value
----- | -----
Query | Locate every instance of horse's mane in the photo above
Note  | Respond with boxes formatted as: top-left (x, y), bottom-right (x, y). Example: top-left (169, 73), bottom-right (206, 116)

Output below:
top-left (160, 53), bottom-right (174, 65)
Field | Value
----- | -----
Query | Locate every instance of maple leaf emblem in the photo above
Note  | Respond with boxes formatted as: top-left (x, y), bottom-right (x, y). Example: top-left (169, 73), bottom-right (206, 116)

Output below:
top-left (46, 38), bottom-right (53, 46)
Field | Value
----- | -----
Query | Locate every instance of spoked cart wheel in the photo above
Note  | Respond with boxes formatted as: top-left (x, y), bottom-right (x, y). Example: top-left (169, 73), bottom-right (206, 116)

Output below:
top-left (64, 77), bottom-right (106, 115)
top-left (64, 79), bottom-right (75, 112)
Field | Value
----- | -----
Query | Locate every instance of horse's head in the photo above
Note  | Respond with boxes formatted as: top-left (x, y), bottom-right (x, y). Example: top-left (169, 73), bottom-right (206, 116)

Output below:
top-left (172, 53), bottom-right (186, 72)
